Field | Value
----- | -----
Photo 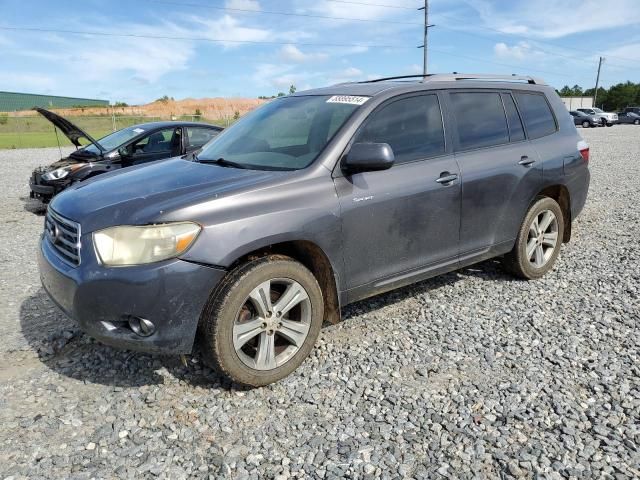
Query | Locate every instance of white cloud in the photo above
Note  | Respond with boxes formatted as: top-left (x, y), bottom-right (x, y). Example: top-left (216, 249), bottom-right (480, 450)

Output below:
top-left (602, 42), bottom-right (640, 62)
top-left (195, 14), bottom-right (271, 48)
top-left (494, 41), bottom-right (529, 60)
top-left (279, 45), bottom-right (328, 63)
top-left (296, 0), bottom-right (417, 22)
top-left (0, 73), bottom-right (56, 93)
top-left (470, 0), bottom-right (640, 39)
top-left (341, 67), bottom-right (363, 78)
top-left (225, 0), bottom-right (261, 11)
top-left (327, 67), bottom-right (365, 84)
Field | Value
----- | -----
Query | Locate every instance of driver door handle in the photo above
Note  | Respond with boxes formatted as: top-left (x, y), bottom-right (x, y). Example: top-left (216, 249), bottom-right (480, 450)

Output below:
top-left (435, 173), bottom-right (458, 185)
top-left (518, 156), bottom-right (536, 167)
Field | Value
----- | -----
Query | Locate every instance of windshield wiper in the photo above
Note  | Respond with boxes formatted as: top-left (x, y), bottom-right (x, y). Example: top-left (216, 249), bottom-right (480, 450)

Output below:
top-left (197, 157), bottom-right (248, 169)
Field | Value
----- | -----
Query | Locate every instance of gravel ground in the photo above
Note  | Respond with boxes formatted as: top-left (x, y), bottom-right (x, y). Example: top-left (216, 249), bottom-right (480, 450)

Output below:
top-left (1, 127), bottom-right (639, 479)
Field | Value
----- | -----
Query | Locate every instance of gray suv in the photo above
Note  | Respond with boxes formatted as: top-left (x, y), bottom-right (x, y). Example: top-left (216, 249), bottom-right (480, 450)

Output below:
top-left (38, 74), bottom-right (590, 386)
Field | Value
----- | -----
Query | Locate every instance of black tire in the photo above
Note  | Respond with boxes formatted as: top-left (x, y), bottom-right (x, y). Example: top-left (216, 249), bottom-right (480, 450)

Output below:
top-left (582, 120), bottom-right (590, 128)
top-left (199, 255), bottom-right (324, 387)
top-left (503, 197), bottom-right (564, 280)
top-left (634, 119), bottom-right (640, 125)
top-left (606, 123), bottom-right (613, 127)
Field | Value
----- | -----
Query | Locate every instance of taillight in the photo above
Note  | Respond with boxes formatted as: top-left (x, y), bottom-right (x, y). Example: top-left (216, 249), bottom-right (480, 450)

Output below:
top-left (577, 140), bottom-right (589, 163)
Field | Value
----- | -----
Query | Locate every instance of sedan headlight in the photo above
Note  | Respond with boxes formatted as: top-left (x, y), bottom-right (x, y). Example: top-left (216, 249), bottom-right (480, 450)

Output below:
top-left (93, 222), bottom-right (202, 266)
top-left (41, 164), bottom-right (84, 181)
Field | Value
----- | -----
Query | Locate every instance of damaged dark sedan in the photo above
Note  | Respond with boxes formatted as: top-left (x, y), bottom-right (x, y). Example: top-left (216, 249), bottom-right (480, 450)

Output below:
top-left (29, 108), bottom-right (222, 202)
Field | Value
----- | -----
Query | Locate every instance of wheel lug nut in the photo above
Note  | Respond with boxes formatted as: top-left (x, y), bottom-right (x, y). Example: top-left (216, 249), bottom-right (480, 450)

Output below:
top-left (261, 322), bottom-right (267, 329)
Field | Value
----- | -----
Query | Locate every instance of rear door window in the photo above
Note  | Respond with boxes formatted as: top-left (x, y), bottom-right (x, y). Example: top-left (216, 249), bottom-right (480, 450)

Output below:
top-left (186, 127), bottom-right (219, 151)
top-left (515, 92), bottom-right (557, 139)
top-left (502, 93), bottom-right (526, 142)
top-left (355, 94), bottom-right (445, 164)
top-left (450, 92), bottom-right (509, 150)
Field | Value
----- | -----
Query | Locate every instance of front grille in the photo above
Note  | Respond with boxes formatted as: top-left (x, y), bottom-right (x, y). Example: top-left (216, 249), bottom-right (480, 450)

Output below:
top-left (45, 209), bottom-right (81, 266)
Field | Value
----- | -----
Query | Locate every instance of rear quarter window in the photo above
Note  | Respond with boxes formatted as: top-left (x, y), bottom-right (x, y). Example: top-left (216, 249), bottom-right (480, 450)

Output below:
top-left (515, 92), bottom-right (557, 139)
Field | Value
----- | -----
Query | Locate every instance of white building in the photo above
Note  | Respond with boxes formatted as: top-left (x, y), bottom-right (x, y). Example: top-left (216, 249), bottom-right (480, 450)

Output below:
top-left (560, 97), bottom-right (594, 110)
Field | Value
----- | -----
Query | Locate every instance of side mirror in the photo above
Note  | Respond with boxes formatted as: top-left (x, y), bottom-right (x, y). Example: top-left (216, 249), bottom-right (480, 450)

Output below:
top-left (342, 142), bottom-right (395, 174)
top-left (117, 146), bottom-right (130, 158)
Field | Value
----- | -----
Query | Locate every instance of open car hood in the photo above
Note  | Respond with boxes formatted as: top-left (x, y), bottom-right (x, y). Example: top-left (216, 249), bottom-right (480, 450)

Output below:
top-left (35, 108), bottom-right (104, 152)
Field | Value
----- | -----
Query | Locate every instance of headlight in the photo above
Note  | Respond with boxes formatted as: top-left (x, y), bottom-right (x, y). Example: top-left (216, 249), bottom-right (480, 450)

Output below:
top-left (42, 164), bottom-right (84, 181)
top-left (93, 222), bottom-right (202, 266)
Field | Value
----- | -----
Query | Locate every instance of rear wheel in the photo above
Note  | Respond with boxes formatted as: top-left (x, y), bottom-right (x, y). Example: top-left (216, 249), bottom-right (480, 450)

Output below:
top-left (199, 255), bottom-right (324, 387)
top-left (503, 197), bottom-right (564, 280)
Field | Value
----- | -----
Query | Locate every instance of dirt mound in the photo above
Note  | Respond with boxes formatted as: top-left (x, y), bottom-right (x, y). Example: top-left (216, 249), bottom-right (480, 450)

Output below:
top-left (11, 97), bottom-right (266, 121)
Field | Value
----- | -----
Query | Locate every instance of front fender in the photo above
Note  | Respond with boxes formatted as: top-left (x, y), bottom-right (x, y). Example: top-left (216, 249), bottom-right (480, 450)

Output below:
top-left (178, 175), bottom-right (344, 281)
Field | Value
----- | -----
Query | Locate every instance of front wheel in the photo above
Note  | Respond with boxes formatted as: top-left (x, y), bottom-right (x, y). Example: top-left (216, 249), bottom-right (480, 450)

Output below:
top-left (199, 255), bottom-right (324, 387)
top-left (606, 122), bottom-right (614, 127)
top-left (634, 119), bottom-right (640, 125)
top-left (582, 120), bottom-right (590, 128)
top-left (503, 197), bottom-right (564, 280)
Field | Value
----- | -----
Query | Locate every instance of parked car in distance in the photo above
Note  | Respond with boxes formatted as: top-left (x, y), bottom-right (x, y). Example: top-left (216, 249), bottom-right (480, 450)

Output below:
top-left (576, 107), bottom-right (618, 126)
top-left (39, 74), bottom-right (590, 387)
top-left (569, 110), bottom-right (601, 128)
top-left (29, 108), bottom-right (222, 202)
top-left (623, 106), bottom-right (640, 115)
top-left (617, 111), bottom-right (640, 125)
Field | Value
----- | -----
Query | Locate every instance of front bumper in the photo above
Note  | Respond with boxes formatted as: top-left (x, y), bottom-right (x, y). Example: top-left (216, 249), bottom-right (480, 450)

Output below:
top-left (29, 172), bottom-right (65, 200)
top-left (38, 233), bottom-right (226, 354)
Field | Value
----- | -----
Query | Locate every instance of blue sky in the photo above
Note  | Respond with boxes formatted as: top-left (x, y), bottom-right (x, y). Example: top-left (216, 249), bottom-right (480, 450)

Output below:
top-left (0, 0), bottom-right (639, 104)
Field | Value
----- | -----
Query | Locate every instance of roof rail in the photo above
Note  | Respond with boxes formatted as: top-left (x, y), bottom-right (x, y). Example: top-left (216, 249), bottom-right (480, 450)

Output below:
top-left (360, 73), bottom-right (546, 85)
top-left (360, 75), bottom-right (431, 83)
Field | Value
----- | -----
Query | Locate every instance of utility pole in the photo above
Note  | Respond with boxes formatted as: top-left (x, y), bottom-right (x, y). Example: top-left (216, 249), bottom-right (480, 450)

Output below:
top-left (418, 0), bottom-right (434, 77)
top-left (593, 56), bottom-right (604, 106)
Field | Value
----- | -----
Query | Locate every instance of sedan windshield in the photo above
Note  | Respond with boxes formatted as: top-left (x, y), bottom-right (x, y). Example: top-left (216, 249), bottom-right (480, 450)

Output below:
top-left (592, 108), bottom-right (604, 113)
top-left (82, 125), bottom-right (149, 154)
top-left (197, 95), bottom-right (363, 170)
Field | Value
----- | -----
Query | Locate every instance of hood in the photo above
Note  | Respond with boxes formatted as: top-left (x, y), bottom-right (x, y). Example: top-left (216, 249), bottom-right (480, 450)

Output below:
top-left (50, 158), bottom-right (287, 233)
top-left (35, 108), bottom-right (104, 152)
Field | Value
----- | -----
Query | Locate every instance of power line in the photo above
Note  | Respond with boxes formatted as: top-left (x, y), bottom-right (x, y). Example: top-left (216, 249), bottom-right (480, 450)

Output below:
top-left (0, 25), bottom-right (417, 49)
top-left (433, 12), bottom-right (640, 66)
top-left (428, 47), bottom-right (571, 80)
top-left (151, 0), bottom-right (640, 70)
top-left (323, 0), bottom-right (421, 10)
top-left (151, 0), bottom-right (423, 26)
top-left (0, 25), bottom-right (575, 81)
top-left (432, 23), bottom-right (640, 71)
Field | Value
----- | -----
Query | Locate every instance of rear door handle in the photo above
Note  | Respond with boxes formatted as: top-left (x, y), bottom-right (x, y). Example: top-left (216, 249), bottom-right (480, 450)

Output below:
top-left (435, 173), bottom-right (458, 185)
top-left (518, 156), bottom-right (536, 167)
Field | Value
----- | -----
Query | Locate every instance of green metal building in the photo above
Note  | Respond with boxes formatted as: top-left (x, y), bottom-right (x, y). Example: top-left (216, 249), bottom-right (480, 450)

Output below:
top-left (0, 91), bottom-right (109, 112)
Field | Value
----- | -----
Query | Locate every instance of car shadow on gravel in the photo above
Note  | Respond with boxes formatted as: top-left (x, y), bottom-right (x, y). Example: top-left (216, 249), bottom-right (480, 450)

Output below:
top-left (21, 196), bottom-right (47, 216)
top-left (342, 258), bottom-right (514, 320)
top-left (20, 259), bottom-right (515, 389)
top-left (19, 289), bottom-right (233, 390)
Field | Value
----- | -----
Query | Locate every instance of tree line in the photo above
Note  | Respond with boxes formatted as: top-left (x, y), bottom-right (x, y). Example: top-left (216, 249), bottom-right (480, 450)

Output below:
top-left (557, 81), bottom-right (640, 111)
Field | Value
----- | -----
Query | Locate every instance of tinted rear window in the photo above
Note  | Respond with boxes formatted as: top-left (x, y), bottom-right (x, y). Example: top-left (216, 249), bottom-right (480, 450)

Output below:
top-left (515, 92), bottom-right (557, 139)
top-left (451, 92), bottom-right (509, 150)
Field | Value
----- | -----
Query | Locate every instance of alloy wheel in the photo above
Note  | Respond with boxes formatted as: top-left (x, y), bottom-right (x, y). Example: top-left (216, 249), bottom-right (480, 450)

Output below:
top-left (526, 209), bottom-right (559, 268)
top-left (233, 278), bottom-right (311, 371)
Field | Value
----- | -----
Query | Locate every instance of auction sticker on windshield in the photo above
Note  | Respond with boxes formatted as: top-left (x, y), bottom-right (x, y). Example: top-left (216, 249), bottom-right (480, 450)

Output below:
top-left (326, 95), bottom-right (369, 105)
top-left (133, 128), bottom-right (145, 134)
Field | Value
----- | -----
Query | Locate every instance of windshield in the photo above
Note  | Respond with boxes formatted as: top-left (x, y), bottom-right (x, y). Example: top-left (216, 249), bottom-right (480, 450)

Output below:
top-left (592, 108), bottom-right (604, 113)
top-left (83, 125), bottom-right (149, 154)
top-left (197, 95), bottom-right (363, 170)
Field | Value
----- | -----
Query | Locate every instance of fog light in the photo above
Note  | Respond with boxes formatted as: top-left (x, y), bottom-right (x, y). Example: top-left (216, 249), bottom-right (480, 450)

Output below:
top-left (128, 316), bottom-right (156, 337)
